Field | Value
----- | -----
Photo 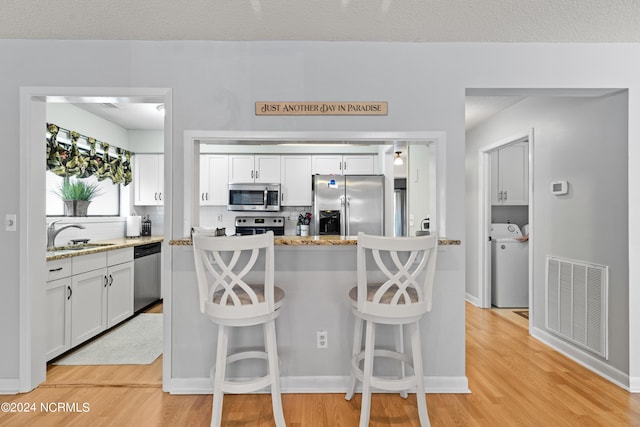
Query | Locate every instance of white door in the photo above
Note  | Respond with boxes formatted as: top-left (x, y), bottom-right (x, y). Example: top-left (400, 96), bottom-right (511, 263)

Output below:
top-left (312, 155), bottom-right (342, 175)
top-left (201, 155), bottom-right (229, 205)
top-left (281, 155), bottom-right (312, 206)
top-left (342, 155), bottom-right (375, 175)
top-left (45, 277), bottom-right (72, 360)
top-left (71, 268), bottom-right (107, 346)
top-left (499, 143), bottom-right (528, 205)
top-left (228, 155), bottom-right (255, 183)
top-left (106, 261), bottom-right (134, 328)
top-left (255, 155), bottom-right (281, 183)
top-left (134, 154), bottom-right (162, 205)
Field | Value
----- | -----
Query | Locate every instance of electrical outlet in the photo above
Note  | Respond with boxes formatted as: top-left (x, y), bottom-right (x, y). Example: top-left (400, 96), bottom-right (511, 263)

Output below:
top-left (217, 214), bottom-right (223, 222)
top-left (317, 330), bottom-right (328, 349)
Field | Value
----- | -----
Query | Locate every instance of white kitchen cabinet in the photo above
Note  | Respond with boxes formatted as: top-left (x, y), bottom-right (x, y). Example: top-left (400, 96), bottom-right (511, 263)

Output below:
top-left (200, 154), bottom-right (229, 205)
top-left (229, 154), bottom-right (280, 183)
top-left (46, 247), bottom-right (134, 361)
top-left (491, 142), bottom-right (529, 205)
top-left (280, 155), bottom-right (312, 206)
top-left (311, 154), bottom-right (376, 175)
top-left (134, 153), bottom-right (164, 205)
top-left (104, 261), bottom-right (134, 328)
top-left (104, 248), bottom-right (134, 328)
top-left (71, 267), bottom-right (108, 346)
top-left (45, 271), bottom-right (72, 361)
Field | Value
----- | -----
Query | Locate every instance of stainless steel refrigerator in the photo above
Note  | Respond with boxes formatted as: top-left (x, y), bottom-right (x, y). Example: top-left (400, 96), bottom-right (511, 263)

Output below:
top-left (312, 175), bottom-right (384, 236)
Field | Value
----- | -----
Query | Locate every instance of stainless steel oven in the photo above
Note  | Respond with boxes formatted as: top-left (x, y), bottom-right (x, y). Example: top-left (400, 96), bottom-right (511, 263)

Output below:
top-left (235, 216), bottom-right (285, 236)
top-left (228, 183), bottom-right (281, 212)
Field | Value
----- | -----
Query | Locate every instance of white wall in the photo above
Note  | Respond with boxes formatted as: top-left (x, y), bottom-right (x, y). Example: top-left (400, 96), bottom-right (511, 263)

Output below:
top-left (128, 130), bottom-right (164, 153)
top-left (46, 103), bottom-right (130, 149)
top-left (465, 93), bottom-right (629, 375)
top-left (3, 41), bottom-right (640, 392)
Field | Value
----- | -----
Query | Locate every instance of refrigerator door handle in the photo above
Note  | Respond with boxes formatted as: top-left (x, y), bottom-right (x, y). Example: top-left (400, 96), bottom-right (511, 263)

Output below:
top-left (345, 196), bottom-right (351, 236)
top-left (340, 195), bottom-right (346, 236)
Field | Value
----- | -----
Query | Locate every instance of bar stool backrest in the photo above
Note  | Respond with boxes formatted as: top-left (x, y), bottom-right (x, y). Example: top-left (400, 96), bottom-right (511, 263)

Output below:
top-left (193, 231), bottom-right (275, 321)
top-left (356, 232), bottom-right (438, 319)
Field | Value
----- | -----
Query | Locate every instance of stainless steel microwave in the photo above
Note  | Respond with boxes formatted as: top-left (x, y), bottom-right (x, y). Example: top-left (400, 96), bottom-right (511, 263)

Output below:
top-left (228, 183), bottom-right (281, 211)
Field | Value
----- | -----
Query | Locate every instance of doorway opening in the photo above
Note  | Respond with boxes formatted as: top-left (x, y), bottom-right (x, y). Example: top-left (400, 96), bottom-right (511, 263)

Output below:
top-left (479, 132), bottom-right (532, 321)
top-left (19, 87), bottom-right (172, 392)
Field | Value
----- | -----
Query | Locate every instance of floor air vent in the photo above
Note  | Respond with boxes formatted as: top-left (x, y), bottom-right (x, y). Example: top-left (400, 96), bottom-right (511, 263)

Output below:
top-left (546, 256), bottom-right (608, 359)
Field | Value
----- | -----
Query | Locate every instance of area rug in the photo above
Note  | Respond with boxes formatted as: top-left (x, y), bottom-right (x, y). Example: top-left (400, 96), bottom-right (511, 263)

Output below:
top-left (53, 313), bottom-right (162, 365)
top-left (513, 310), bottom-right (529, 320)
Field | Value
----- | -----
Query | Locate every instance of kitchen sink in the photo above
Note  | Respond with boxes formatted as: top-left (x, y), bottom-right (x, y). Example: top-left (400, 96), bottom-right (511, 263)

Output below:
top-left (47, 242), bottom-right (116, 252)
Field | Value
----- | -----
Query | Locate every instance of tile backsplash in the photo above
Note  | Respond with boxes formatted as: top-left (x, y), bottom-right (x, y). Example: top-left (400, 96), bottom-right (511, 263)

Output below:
top-left (46, 217), bottom-right (127, 246)
top-left (200, 206), bottom-right (312, 235)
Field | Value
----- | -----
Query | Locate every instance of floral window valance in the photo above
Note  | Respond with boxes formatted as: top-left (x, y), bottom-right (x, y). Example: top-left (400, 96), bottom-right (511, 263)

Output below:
top-left (46, 123), bottom-right (132, 186)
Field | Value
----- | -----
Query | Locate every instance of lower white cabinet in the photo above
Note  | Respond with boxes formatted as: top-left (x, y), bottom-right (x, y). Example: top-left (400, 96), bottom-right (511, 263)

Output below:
top-left (104, 260), bottom-right (134, 328)
top-left (46, 247), bottom-right (134, 361)
top-left (71, 268), bottom-right (109, 346)
top-left (45, 276), bottom-right (72, 361)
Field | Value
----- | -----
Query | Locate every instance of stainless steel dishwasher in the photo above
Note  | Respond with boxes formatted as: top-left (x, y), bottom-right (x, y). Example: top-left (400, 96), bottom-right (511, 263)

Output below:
top-left (133, 242), bottom-right (162, 312)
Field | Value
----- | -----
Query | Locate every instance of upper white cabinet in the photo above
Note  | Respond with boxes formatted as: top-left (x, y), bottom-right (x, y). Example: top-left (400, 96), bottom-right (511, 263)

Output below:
top-left (280, 155), bottom-right (312, 206)
top-left (311, 154), bottom-right (375, 175)
top-left (491, 142), bottom-right (529, 205)
top-left (229, 154), bottom-right (280, 183)
top-left (200, 154), bottom-right (229, 205)
top-left (134, 154), bottom-right (164, 205)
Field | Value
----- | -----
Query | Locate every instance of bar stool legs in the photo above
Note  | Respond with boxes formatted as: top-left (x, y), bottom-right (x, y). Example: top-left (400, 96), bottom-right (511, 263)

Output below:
top-left (345, 318), bottom-right (431, 427)
top-left (209, 320), bottom-right (285, 427)
top-left (211, 325), bottom-right (229, 427)
top-left (265, 319), bottom-right (286, 427)
top-left (411, 322), bottom-right (430, 427)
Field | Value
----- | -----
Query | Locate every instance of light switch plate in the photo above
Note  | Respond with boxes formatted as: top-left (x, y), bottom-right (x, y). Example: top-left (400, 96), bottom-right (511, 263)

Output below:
top-left (5, 214), bottom-right (16, 231)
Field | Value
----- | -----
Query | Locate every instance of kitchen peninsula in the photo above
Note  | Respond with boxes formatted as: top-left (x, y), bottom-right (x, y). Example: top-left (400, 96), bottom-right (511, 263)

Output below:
top-left (167, 234), bottom-right (467, 394)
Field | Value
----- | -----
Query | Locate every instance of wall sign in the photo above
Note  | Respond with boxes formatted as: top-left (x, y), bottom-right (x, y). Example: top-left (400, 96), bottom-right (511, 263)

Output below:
top-left (255, 101), bottom-right (388, 116)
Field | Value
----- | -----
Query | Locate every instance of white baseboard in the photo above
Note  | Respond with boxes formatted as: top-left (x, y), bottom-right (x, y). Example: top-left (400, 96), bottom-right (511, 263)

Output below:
top-left (0, 378), bottom-right (20, 395)
top-left (531, 327), bottom-right (629, 391)
top-left (630, 377), bottom-right (640, 393)
top-left (166, 375), bottom-right (470, 395)
top-left (465, 293), bottom-right (481, 307)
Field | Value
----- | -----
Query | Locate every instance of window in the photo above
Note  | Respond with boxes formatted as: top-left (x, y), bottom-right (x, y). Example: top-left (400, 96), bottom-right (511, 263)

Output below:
top-left (46, 172), bottom-right (120, 216)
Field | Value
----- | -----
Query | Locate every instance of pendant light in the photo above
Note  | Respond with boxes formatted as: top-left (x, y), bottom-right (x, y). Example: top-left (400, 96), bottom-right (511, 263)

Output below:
top-left (394, 151), bottom-right (403, 166)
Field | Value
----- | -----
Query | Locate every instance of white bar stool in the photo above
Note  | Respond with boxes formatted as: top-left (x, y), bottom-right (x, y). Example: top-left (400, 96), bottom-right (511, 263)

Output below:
top-left (345, 232), bottom-right (438, 427)
top-left (193, 231), bottom-right (286, 427)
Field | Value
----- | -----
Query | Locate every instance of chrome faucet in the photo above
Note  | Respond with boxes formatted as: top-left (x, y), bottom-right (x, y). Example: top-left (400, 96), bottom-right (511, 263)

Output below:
top-left (47, 220), bottom-right (86, 249)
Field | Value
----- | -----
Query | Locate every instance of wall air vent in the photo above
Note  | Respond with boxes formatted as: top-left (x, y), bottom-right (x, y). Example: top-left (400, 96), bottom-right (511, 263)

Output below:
top-left (546, 256), bottom-right (608, 359)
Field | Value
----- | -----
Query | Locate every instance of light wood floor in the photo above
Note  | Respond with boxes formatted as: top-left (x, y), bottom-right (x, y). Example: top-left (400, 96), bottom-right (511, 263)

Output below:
top-left (2, 303), bottom-right (639, 426)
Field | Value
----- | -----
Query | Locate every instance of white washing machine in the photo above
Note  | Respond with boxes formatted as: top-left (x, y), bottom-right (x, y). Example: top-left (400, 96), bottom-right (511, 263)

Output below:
top-left (490, 223), bottom-right (529, 308)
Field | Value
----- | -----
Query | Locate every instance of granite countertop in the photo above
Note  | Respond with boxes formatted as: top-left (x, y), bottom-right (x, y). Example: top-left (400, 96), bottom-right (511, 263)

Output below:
top-left (169, 235), bottom-right (461, 246)
top-left (46, 235), bottom-right (164, 261)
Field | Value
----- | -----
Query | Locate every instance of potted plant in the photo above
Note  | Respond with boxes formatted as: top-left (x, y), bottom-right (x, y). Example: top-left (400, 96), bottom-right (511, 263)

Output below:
top-left (54, 177), bottom-right (102, 216)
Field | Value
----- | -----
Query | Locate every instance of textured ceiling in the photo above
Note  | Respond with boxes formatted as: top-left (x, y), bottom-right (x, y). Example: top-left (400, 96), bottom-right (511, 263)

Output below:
top-left (16, 1), bottom-right (637, 131)
top-left (2, 0), bottom-right (640, 42)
